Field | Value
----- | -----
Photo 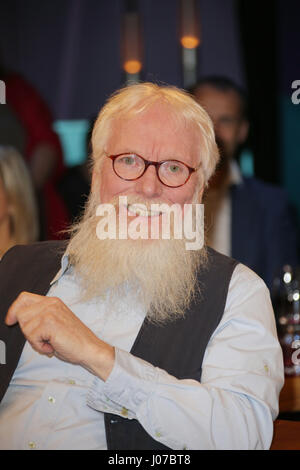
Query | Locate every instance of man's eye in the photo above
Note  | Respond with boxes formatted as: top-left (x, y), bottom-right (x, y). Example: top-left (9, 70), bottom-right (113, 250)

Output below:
top-left (169, 165), bottom-right (180, 173)
top-left (121, 156), bottom-right (135, 165)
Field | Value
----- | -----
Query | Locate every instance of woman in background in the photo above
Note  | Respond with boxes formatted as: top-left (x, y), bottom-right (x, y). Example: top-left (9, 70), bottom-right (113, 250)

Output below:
top-left (0, 67), bottom-right (70, 239)
top-left (0, 146), bottom-right (39, 257)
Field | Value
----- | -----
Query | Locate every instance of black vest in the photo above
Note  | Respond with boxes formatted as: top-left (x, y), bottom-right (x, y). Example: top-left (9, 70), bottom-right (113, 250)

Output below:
top-left (0, 241), bottom-right (238, 450)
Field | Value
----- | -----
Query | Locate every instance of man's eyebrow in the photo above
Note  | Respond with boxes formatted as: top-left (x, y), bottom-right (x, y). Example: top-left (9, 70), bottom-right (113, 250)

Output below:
top-left (105, 149), bottom-right (137, 155)
top-left (106, 149), bottom-right (189, 162)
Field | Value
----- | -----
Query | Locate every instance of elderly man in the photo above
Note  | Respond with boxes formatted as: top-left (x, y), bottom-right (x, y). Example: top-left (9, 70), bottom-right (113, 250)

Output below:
top-left (0, 83), bottom-right (283, 450)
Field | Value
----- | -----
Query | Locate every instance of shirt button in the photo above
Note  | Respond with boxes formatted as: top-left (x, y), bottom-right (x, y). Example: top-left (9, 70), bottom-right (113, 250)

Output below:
top-left (155, 431), bottom-right (162, 438)
top-left (121, 407), bottom-right (128, 417)
top-left (48, 396), bottom-right (56, 404)
top-left (68, 380), bottom-right (76, 385)
top-left (28, 441), bottom-right (36, 449)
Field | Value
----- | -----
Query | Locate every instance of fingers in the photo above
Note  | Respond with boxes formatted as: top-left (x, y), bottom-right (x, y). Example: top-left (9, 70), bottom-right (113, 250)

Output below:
top-left (26, 325), bottom-right (55, 356)
top-left (5, 295), bottom-right (59, 356)
top-left (5, 291), bottom-right (53, 326)
top-left (3, 292), bottom-right (104, 368)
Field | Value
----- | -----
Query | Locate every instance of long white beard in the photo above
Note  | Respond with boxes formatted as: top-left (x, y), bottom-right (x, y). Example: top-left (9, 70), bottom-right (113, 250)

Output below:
top-left (66, 190), bottom-right (208, 324)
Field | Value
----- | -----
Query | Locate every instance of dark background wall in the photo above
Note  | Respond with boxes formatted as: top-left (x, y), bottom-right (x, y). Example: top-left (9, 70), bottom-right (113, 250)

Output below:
top-left (0, 0), bottom-right (123, 119)
top-left (0, 0), bottom-right (244, 119)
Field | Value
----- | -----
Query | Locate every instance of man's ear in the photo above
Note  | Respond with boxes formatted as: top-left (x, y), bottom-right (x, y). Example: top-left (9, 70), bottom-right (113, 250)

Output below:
top-left (237, 119), bottom-right (249, 145)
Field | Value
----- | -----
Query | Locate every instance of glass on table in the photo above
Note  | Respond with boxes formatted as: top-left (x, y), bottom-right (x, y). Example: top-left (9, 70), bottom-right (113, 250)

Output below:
top-left (272, 265), bottom-right (300, 376)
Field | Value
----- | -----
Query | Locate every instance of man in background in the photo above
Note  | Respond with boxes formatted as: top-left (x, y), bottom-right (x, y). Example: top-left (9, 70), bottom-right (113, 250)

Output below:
top-left (191, 76), bottom-right (298, 289)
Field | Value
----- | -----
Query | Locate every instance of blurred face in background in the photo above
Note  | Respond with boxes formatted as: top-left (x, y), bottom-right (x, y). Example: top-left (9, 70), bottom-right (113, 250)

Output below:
top-left (194, 85), bottom-right (248, 166)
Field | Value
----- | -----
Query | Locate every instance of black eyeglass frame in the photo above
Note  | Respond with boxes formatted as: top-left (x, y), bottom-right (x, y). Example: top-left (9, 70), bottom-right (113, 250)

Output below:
top-left (107, 153), bottom-right (201, 188)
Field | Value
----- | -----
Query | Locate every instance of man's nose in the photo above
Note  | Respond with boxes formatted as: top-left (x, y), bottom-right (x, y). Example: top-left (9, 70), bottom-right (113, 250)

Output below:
top-left (134, 164), bottom-right (163, 198)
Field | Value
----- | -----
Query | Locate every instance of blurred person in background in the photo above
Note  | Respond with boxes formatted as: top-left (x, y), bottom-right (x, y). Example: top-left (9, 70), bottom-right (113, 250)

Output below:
top-left (191, 76), bottom-right (298, 289)
top-left (0, 146), bottom-right (39, 257)
top-left (0, 63), bottom-right (70, 240)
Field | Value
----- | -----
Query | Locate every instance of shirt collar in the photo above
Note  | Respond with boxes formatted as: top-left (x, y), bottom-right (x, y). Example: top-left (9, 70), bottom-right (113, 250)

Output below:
top-left (50, 253), bottom-right (70, 285)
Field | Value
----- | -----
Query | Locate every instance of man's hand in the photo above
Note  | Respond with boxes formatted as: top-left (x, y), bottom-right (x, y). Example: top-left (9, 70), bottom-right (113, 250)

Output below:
top-left (5, 292), bottom-right (115, 381)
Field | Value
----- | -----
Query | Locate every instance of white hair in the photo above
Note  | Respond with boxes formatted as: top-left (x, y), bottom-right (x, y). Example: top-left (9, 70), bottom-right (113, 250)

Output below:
top-left (91, 82), bottom-right (219, 185)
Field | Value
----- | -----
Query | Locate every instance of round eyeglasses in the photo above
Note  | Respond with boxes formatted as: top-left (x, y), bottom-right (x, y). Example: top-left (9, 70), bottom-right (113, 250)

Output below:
top-left (107, 153), bottom-right (201, 188)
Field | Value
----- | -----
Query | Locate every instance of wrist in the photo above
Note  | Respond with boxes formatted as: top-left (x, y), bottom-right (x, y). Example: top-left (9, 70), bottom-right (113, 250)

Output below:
top-left (81, 338), bottom-right (115, 381)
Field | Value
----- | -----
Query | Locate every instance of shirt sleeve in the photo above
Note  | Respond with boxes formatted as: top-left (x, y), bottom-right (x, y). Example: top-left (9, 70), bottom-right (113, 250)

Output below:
top-left (87, 263), bottom-right (285, 450)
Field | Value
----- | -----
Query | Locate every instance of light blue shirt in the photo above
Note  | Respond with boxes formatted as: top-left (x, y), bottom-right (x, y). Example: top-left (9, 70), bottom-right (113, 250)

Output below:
top-left (0, 255), bottom-right (284, 450)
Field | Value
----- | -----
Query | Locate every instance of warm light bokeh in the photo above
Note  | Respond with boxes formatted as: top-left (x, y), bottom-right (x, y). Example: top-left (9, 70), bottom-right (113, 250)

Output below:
top-left (123, 60), bottom-right (142, 74)
top-left (180, 36), bottom-right (199, 49)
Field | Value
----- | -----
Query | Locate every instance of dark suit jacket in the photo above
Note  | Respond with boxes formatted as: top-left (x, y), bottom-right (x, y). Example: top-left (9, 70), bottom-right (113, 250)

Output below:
top-left (231, 177), bottom-right (299, 289)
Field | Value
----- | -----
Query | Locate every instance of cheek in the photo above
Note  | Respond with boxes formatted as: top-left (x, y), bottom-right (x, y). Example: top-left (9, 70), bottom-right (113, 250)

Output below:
top-left (167, 180), bottom-right (198, 206)
top-left (99, 172), bottom-right (117, 203)
top-left (97, 162), bottom-right (135, 204)
top-left (92, 160), bottom-right (117, 203)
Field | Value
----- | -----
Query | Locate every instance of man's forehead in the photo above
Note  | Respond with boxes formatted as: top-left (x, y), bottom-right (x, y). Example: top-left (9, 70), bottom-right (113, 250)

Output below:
top-left (108, 104), bottom-right (198, 139)
top-left (110, 104), bottom-right (182, 128)
top-left (105, 109), bottom-right (200, 161)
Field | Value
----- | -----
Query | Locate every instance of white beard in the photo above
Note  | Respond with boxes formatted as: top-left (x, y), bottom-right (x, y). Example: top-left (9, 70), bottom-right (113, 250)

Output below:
top-left (66, 190), bottom-right (208, 324)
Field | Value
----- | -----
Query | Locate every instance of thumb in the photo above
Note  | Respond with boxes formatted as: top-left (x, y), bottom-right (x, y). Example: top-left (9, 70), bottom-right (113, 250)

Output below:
top-left (5, 308), bottom-right (18, 326)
